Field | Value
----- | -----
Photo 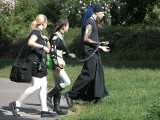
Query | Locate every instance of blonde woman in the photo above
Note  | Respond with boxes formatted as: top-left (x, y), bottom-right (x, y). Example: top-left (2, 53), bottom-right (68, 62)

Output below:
top-left (9, 14), bottom-right (57, 118)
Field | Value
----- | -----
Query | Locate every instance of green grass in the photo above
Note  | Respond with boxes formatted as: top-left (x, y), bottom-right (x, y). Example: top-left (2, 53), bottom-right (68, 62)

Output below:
top-left (1, 58), bottom-right (160, 120)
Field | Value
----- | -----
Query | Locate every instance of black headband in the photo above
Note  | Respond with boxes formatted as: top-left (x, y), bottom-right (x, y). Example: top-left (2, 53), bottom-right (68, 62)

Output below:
top-left (91, 4), bottom-right (105, 12)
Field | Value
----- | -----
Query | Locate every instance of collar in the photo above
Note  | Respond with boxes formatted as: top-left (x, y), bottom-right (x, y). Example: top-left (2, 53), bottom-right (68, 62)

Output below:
top-left (55, 31), bottom-right (64, 40)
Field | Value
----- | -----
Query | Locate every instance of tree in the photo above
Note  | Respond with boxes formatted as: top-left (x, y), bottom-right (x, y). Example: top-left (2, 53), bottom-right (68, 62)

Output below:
top-left (110, 0), bottom-right (160, 25)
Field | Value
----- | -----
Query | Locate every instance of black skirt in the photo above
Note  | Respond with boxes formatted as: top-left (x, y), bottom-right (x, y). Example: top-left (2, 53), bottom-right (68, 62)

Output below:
top-left (32, 61), bottom-right (47, 78)
top-left (68, 52), bottom-right (108, 101)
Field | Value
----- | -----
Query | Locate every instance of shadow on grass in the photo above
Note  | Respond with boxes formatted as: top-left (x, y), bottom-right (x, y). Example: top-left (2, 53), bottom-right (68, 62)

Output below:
top-left (66, 58), bottom-right (160, 70)
top-left (1, 58), bottom-right (160, 72)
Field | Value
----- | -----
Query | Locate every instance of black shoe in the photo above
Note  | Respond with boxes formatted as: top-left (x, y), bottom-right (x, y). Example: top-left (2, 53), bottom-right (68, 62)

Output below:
top-left (9, 101), bottom-right (20, 117)
top-left (41, 111), bottom-right (57, 118)
top-left (94, 98), bottom-right (103, 104)
top-left (54, 92), bottom-right (69, 115)
top-left (55, 109), bottom-right (68, 115)
top-left (64, 92), bottom-right (73, 108)
top-left (47, 95), bottom-right (54, 109)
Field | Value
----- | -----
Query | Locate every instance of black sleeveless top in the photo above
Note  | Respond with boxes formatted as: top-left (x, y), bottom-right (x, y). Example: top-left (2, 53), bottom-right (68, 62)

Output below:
top-left (83, 17), bottom-right (99, 57)
top-left (52, 34), bottom-right (69, 53)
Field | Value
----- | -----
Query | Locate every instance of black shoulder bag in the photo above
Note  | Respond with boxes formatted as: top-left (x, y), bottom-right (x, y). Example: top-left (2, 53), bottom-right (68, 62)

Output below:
top-left (9, 40), bottom-right (32, 83)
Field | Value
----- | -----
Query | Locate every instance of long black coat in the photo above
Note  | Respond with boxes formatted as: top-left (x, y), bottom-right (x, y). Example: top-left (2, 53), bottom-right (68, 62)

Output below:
top-left (68, 17), bottom-right (108, 101)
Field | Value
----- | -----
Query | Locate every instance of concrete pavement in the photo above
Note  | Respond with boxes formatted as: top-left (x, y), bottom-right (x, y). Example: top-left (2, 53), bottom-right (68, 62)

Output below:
top-left (0, 78), bottom-right (72, 120)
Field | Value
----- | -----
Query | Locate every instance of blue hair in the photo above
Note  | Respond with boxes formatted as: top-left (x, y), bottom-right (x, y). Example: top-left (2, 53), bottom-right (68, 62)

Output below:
top-left (81, 6), bottom-right (94, 33)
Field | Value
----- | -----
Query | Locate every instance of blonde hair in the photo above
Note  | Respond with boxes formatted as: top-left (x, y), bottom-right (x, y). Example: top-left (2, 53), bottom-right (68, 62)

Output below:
top-left (30, 14), bottom-right (47, 31)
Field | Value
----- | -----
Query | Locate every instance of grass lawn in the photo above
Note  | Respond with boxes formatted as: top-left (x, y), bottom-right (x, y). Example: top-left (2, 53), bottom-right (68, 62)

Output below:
top-left (1, 58), bottom-right (160, 120)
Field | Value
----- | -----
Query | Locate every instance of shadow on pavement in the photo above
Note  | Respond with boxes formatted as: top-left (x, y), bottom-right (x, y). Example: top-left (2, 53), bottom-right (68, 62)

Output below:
top-left (0, 110), bottom-right (37, 120)
top-left (1, 106), bottom-right (40, 120)
top-left (59, 106), bottom-right (70, 109)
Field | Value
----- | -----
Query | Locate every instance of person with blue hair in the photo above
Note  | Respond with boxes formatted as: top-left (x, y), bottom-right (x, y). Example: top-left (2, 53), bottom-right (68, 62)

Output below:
top-left (64, 4), bottom-right (110, 107)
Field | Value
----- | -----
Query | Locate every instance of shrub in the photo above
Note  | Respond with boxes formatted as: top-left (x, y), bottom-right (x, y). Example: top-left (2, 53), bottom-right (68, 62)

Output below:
top-left (66, 25), bottom-right (160, 61)
top-left (60, 0), bottom-right (111, 27)
top-left (0, 0), bottom-right (40, 58)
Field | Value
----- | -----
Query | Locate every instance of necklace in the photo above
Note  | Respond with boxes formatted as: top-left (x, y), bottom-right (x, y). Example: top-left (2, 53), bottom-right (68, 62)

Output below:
top-left (37, 27), bottom-right (42, 33)
top-left (91, 16), bottom-right (96, 21)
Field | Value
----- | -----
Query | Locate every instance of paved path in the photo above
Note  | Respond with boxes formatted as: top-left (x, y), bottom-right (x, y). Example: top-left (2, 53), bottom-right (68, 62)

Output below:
top-left (0, 78), bottom-right (72, 120)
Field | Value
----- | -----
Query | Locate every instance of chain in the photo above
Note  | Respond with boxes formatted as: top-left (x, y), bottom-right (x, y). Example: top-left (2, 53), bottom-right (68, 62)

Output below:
top-left (75, 45), bottom-right (99, 62)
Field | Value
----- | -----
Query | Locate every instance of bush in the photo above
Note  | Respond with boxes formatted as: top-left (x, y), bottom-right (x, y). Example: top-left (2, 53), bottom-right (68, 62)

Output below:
top-left (0, 0), bottom-right (40, 58)
top-left (66, 25), bottom-right (160, 61)
top-left (1, 0), bottom-right (160, 61)
top-left (109, 0), bottom-right (160, 26)
top-left (100, 25), bottom-right (160, 52)
top-left (39, 0), bottom-right (63, 32)
top-left (64, 27), bottom-right (81, 53)
top-left (60, 0), bottom-right (111, 27)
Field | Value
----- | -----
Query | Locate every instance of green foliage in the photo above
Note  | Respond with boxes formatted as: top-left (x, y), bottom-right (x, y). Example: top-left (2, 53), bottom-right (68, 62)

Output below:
top-left (64, 25), bottom-right (160, 61)
top-left (1, 0), bottom-right (160, 60)
top-left (64, 27), bottom-right (81, 53)
top-left (145, 5), bottom-right (160, 26)
top-left (1, 0), bottom-right (39, 42)
top-left (110, 0), bottom-right (160, 25)
top-left (39, 0), bottom-right (63, 32)
top-left (60, 0), bottom-right (111, 27)
top-left (101, 25), bottom-right (160, 61)
top-left (101, 25), bottom-right (160, 52)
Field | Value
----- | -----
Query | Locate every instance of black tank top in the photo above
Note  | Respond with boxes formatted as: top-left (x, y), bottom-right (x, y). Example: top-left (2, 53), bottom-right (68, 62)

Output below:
top-left (27, 29), bottom-right (46, 62)
top-left (83, 17), bottom-right (99, 56)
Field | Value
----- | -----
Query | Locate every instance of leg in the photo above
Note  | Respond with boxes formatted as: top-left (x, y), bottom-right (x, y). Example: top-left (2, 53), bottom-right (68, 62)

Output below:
top-left (47, 70), bottom-right (68, 101)
top-left (48, 69), bottom-right (71, 96)
top-left (64, 92), bottom-right (73, 108)
top-left (47, 71), bottom-right (62, 109)
top-left (58, 69), bottom-right (71, 89)
top-left (57, 70), bottom-right (73, 108)
top-left (39, 76), bottom-right (48, 111)
top-left (10, 76), bottom-right (41, 117)
top-left (54, 92), bottom-right (68, 115)
top-left (38, 76), bottom-right (57, 118)
top-left (47, 69), bottom-right (71, 109)
top-left (16, 76), bottom-right (41, 107)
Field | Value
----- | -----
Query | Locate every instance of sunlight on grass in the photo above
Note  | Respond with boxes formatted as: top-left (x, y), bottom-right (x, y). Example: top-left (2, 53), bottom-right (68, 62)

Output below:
top-left (62, 61), bottom-right (160, 120)
top-left (1, 59), bottom-right (160, 120)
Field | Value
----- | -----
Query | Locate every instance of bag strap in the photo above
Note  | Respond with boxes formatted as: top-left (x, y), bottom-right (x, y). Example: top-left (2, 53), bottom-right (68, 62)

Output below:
top-left (15, 39), bottom-right (28, 63)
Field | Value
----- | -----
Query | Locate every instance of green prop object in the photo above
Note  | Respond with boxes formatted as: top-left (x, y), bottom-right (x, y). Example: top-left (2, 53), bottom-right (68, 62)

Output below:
top-left (57, 50), bottom-right (66, 69)
top-left (46, 51), bottom-right (66, 70)
top-left (68, 53), bottom-right (75, 58)
top-left (46, 53), bottom-right (53, 70)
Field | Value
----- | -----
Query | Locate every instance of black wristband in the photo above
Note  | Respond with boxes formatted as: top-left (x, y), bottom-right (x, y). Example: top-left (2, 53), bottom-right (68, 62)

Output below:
top-left (45, 39), bottom-right (49, 42)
